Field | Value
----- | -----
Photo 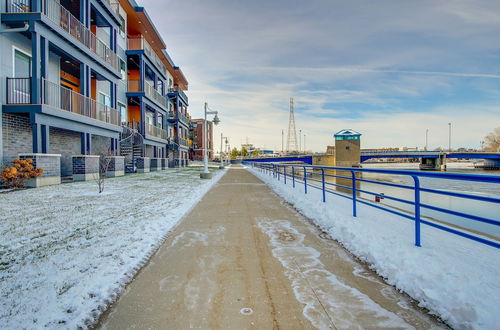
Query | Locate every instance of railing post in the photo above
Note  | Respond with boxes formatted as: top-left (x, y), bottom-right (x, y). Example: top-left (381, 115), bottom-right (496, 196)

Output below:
top-left (351, 171), bottom-right (357, 217)
top-left (284, 166), bottom-right (287, 185)
top-left (303, 166), bottom-right (307, 194)
top-left (321, 168), bottom-right (326, 202)
top-left (412, 176), bottom-right (421, 247)
top-left (292, 166), bottom-right (295, 188)
top-left (277, 165), bottom-right (280, 181)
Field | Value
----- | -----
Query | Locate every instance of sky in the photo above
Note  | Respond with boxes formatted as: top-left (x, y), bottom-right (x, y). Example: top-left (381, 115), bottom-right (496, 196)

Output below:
top-left (137, 0), bottom-right (500, 152)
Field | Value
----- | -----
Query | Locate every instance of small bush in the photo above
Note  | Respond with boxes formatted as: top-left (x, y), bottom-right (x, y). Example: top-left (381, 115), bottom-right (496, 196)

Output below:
top-left (0, 158), bottom-right (43, 188)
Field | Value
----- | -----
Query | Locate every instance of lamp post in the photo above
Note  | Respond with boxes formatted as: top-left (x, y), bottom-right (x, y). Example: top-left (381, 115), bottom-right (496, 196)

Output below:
top-left (299, 129), bottom-right (302, 153)
top-left (201, 102), bottom-right (220, 179)
top-left (304, 134), bottom-right (306, 153)
top-left (219, 133), bottom-right (227, 169)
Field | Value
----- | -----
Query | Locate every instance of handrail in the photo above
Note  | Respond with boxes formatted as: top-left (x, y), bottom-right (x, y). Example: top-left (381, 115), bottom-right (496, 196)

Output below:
top-left (127, 80), bottom-right (168, 109)
top-left (145, 122), bottom-right (167, 140)
top-left (42, 78), bottom-right (120, 125)
top-left (127, 36), bottom-right (167, 76)
top-left (246, 161), bottom-right (500, 249)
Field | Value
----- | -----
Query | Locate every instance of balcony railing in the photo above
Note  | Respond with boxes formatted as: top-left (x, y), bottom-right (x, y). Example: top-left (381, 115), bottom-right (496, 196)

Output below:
top-left (144, 81), bottom-right (168, 109)
top-left (145, 122), bottom-right (168, 140)
top-left (5, 78), bottom-right (120, 126)
top-left (127, 37), bottom-right (167, 76)
top-left (127, 80), bottom-right (168, 109)
top-left (173, 137), bottom-right (190, 148)
top-left (168, 86), bottom-right (189, 105)
top-left (4, 0), bottom-right (120, 73)
top-left (6, 77), bottom-right (31, 104)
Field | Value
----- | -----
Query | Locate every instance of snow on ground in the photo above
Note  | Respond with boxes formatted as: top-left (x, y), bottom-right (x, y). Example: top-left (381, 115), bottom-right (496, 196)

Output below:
top-left (248, 166), bottom-right (500, 330)
top-left (0, 167), bottom-right (225, 329)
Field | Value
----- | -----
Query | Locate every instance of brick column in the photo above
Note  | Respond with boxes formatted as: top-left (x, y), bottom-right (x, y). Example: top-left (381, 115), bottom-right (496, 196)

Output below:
top-left (106, 156), bottom-right (125, 177)
top-left (137, 157), bottom-right (150, 173)
top-left (72, 155), bottom-right (99, 181)
top-left (150, 158), bottom-right (161, 171)
top-left (18, 153), bottom-right (61, 187)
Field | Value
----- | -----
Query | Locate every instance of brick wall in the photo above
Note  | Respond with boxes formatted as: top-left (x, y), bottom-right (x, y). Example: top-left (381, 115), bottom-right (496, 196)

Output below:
top-left (50, 128), bottom-right (81, 176)
top-left (91, 135), bottom-right (112, 155)
top-left (1, 113), bottom-right (32, 164)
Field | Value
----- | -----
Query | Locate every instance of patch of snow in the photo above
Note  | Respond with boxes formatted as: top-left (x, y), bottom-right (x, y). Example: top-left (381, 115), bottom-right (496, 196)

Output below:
top-left (0, 168), bottom-right (226, 329)
top-left (248, 167), bottom-right (500, 330)
top-left (257, 219), bottom-right (413, 329)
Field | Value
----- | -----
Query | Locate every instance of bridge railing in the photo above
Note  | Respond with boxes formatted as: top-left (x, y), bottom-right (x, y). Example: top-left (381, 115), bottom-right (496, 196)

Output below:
top-left (244, 161), bottom-right (500, 249)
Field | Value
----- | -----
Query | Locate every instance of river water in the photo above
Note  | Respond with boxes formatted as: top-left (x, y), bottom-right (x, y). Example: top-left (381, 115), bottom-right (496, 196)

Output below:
top-left (360, 162), bottom-right (500, 238)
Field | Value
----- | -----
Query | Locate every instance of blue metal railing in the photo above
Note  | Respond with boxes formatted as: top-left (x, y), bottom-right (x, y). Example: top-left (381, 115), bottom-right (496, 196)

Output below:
top-left (245, 161), bottom-right (500, 249)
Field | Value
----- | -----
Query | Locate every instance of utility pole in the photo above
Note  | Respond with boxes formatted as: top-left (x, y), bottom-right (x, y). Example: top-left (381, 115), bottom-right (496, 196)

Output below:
top-left (425, 128), bottom-right (429, 151)
top-left (448, 123), bottom-right (452, 152)
top-left (281, 129), bottom-right (284, 154)
top-left (286, 98), bottom-right (298, 152)
top-left (299, 129), bottom-right (302, 153)
top-left (304, 134), bottom-right (306, 152)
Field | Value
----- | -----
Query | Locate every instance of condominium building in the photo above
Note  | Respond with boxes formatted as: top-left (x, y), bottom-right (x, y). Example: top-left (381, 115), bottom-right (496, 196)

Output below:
top-left (1, 0), bottom-right (191, 185)
top-left (190, 119), bottom-right (213, 161)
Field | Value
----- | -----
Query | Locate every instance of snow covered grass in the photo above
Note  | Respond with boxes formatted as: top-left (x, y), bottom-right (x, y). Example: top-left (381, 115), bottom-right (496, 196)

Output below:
top-left (248, 166), bottom-right (500, 330)
top-left (0, 167), bottom-right (225, 329)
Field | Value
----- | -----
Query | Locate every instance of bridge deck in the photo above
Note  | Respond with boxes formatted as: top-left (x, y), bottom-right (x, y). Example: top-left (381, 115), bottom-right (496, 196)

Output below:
top-left (98, 166), bottom-right (446, 329)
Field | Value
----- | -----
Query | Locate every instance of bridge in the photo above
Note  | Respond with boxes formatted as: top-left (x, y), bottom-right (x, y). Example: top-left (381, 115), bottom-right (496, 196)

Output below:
top-left (360, 150), bottom-right (500, 162)
top-left (244, 151), bottom-right (500, 170)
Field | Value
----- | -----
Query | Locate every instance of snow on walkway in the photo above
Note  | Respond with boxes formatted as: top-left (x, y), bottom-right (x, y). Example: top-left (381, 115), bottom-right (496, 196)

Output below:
top-left (248, 166), bottom-right (500, 330)
top-left (0, 168), bottom-right (225, 329)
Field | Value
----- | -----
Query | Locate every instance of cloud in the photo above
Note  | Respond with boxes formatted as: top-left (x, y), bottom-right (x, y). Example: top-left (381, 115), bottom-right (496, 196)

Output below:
top-left (137, 0), bottom-right (500, 151)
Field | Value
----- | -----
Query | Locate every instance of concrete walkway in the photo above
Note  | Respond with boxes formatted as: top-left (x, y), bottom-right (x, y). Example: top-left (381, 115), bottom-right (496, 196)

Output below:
top-left (98, 166), bottom-right (446, 329)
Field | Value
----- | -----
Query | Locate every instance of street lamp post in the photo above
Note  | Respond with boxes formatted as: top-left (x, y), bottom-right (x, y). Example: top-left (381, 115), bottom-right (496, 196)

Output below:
top-left (219, 133), bottom-right (227, 169)
top-left (201, 102), bottom-right (220, 179)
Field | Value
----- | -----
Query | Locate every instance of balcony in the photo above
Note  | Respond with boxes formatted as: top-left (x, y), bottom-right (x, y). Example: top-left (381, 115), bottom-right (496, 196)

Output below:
top-left (173, 137), bottom-right (190, 148)
top-left (6, 77), bottom-right (120, 126)
top-left (145, 122), bottom-right (168, 140)
top-left (127, 80), bottom-right (168, 109)
top-left (167, 86), bottom-right (189, 105)
top-left (4, 0), bottom-right (120, 74)
top-left (127, 37), bottom-right (168, 76)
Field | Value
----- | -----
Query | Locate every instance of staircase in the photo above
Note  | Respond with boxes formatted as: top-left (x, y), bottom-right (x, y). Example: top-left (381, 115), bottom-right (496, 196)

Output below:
top-left (120, 125), bottom-right (143, 173)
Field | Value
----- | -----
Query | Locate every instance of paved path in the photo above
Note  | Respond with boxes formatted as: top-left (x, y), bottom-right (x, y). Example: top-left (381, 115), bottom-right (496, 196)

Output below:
top-left (98, 166), bottom-right (446, 329)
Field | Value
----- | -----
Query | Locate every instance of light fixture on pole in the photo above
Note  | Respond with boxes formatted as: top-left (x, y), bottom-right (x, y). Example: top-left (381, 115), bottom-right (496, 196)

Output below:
top-left (200, 102), bottom-right (220, 179)
top-left (220, 133), bottom-right (227, 169)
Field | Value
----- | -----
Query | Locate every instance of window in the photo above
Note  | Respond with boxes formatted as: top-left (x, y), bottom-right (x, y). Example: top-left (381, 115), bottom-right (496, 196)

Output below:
top-left (120, 58), bottom-right (126, 80)
top-left (118, 102), bottom-right (127, 124)
top-left (168, 78), bottom-right (173, 89)
top-left (14, 49), bottom-right (31, 77)
top-left (98, 92), bottom-right (111, 106)
top-left (146, 111), bottom-right (154, 125)
top-left (157, 114), bottom-right (163, 129)
top-left (119, 15), bottom-right (126, 38)
top-left (157, 80), bottom-right (163, 94)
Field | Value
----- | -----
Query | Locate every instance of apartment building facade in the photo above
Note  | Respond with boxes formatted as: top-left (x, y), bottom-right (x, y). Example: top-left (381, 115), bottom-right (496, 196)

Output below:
top-left (190, 119), bottom-right (213, 161)
top-left (0, 0), bottom-right (191, 184)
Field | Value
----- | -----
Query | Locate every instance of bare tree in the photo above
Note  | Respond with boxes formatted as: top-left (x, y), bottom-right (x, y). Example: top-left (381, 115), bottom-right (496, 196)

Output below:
top-left (95, 148), bottom-right (114, 194)
top-left (483, 127), bottom-right (500, 151)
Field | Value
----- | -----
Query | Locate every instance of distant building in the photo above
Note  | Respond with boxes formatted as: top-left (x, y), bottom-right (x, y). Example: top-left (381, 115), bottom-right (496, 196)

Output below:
top-left (190, 119), bottom-right (213, 161)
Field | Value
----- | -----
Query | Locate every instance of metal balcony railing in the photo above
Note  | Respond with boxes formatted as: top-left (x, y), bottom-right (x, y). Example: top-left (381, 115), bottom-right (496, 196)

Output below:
top-left (144, 81), bottom-right (168, 109)
top-left (4, 0), bottom-right (120, 73)
top-left (127, 36), bottom-right (167, 76)
top-left (168, 86), bottom-right (189, 105)
top-left (6, 77), bottom-right (31, 104)
top-left (6, 78), bottom-right (120, 125)
top-left (145, 122), bottom-right (167, 140)
top-left (42, 79), bottom-right (119, 125)
top-left (127, 80), bottom-right (168, 109)
top-left (173, 137), bottom-right (190, 148)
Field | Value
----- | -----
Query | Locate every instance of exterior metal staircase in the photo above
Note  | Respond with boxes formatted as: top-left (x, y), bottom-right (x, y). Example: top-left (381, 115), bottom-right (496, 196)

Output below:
top-left (120, 124), bottom-right (144, 173)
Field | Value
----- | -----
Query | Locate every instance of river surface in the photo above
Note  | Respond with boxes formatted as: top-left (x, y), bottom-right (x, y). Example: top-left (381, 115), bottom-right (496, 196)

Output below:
top-left (360, 162), bottom-right (500, 238)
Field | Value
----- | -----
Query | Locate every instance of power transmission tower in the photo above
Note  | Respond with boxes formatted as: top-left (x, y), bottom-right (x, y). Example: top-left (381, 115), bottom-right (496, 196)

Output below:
top-left (286, 97), bottom-right (298, 153)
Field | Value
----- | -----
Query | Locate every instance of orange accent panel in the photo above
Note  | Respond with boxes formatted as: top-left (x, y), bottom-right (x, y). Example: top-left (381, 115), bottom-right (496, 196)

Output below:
top-left (128, 70), bottom-right (140, 80)
top-left (128, 105), bottom-right (141, 123)
top-left (60, 71), bottom-right (80, 92)
top-left (91, 79), bottom-right (97, 100)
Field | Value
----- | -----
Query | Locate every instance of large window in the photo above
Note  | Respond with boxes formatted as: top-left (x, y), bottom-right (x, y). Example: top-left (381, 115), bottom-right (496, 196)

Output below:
top-left (157, 114), bottom-right (163, 129)
top-left (120, 58), bottom-right (126, 80)
top-left (118, 102), bottom-right (127, 124)
top-left (146, 111), bottom-right (154, 125)
top-left (14, 49), bottom-right (31, 77)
